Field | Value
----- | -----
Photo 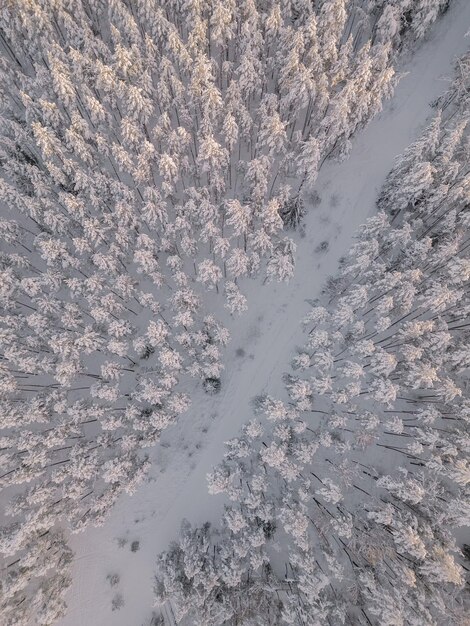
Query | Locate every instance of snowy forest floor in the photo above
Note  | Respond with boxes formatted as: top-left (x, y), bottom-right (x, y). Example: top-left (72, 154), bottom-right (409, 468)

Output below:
top-left (59, 2), bottom-right (470, 624)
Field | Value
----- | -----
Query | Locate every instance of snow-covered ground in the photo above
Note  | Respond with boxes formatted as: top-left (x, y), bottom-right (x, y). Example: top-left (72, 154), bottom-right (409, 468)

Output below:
top-left (59, 2), bottom-right (470, 624)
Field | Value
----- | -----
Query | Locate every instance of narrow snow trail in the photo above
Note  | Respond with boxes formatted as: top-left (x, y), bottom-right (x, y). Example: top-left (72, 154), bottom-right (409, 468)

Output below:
top-left (60, 4), bottom-right (470, 625)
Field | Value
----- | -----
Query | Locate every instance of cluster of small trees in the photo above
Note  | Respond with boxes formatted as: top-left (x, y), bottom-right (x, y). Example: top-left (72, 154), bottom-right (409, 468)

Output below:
top-left (0, 0), bottom-right (453, 623)
top-left (154, 50), bottom-right (469, 625)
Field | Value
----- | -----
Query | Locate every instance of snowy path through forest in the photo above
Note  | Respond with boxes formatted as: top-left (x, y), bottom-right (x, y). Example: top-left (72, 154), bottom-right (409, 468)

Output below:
top-left (60, 3), bottom-right (470, 624)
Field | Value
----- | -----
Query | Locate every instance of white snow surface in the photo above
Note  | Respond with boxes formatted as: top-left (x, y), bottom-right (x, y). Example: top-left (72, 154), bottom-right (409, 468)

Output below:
top-left (59, 3), bottom-right (470, 624)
